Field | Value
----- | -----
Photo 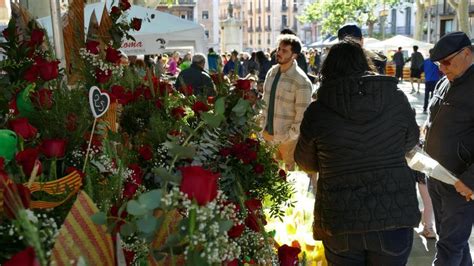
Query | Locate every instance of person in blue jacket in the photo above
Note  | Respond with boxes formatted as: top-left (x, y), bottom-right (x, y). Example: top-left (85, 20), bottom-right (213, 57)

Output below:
top-left (422, 49), bottom-right (441, 114)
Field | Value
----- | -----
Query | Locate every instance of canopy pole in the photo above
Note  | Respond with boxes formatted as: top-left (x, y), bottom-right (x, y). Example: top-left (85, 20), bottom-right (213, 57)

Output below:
top-left (49, 0), bottom-right (65, 69)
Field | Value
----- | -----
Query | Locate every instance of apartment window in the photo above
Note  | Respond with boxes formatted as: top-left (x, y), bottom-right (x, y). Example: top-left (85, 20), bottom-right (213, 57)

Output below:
top-left (282, 0), bottom-right (287, 8)
top-left (250, 18), bottom-right (253, 28)
top-left (267, 0), bottom-right (270, 9)
top-left (205, 30), bottom-right (209, 38)
top-left (391, 9), bottom-right (396, 34)
top-left (267, 38), bottom-right (271, 45)
top-left (258, 0), bottom-right (261, 9)
top-left (405, 6), bottom-right (411, 35)
top-left (249, 1), bottom-right (253, 12)
top-left (282, 15), bottom-right (287, 27)
top-left (258, 38), bottom-right (261, 45)
top-left (250, 38), bottom-right (253, 45)
top-left (267, 15), bottom-right (270, 28)
top-left (202, 11), bottom-right (209, 19)
top-left (258, 17), bottom-right (261, 28)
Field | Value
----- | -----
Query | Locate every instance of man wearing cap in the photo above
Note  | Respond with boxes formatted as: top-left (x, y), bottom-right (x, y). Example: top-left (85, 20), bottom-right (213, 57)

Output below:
top-left (337, 24), bottom-right (387, 71)
top-left (424, 31), bottom-right (474, 266)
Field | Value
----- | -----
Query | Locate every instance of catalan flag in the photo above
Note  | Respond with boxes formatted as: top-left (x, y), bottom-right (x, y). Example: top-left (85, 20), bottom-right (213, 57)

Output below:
top-left (50, 191), bottom-right (115, 266)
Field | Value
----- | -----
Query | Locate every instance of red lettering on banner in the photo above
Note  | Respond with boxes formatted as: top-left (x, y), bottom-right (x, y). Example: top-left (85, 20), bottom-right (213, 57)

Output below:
top-left (121, 41), bottom-right (143, 49)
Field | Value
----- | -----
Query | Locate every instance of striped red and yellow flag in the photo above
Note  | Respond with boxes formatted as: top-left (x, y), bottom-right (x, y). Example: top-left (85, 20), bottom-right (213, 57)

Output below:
top-left (27, 169), bottom-right (82, 209)
top-left (50, 191), bottom-right (115, 266)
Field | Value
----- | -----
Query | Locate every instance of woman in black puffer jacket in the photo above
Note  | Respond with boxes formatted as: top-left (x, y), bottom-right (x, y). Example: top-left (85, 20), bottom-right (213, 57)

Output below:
top-left (294, 40), bottom-right (420, 266)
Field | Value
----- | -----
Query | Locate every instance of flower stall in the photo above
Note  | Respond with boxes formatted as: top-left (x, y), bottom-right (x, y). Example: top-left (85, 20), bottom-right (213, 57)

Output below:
top-left (0, 0), bottom-right (327, 265)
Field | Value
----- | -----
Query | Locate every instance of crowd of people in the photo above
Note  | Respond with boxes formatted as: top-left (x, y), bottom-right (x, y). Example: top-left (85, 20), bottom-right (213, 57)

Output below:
top-left (124, 25), bottom-right (474, 266)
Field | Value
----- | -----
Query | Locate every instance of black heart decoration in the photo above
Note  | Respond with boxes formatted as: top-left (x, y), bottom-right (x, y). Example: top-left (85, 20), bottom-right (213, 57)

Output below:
top-left (88, 86), bottom-right (110, 118)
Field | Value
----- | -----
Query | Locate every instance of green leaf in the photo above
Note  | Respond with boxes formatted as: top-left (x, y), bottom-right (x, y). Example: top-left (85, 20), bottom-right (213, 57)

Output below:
top-left (232, 98), bottom-right (251, 117)
top-left (126, 200), bottom-right (147, 216)
top-left (91, 212), bottom-right (107, 225)
top-left (153, 167), bottom-right (182, 184)
top-left (186, 249), bottom-right (210, 266)
top-left (138, 189), bottom-right (162, 210)
top-left (201, 112), bottom-right (224, 128)
top-left (215, 97), bottom-right (226, 115)
top-left (120, 222), bottom-right (136, 236)
top-left (218, 220), bottom-right (234, 233)
top-left (136, 215), bottom-right (158, 234)
top-left (163, 141), bottom-right (196, 159)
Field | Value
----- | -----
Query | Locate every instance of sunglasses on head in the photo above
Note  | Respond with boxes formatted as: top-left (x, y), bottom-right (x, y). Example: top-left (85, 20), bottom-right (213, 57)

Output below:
top-left (436, 48), bottom-right (466, 66)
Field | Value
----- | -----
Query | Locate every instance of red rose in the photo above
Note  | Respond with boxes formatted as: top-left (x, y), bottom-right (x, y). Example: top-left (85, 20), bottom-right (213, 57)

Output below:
top-left (105, 47), bottom-right (121, 64)
top-left (85, 40), bottom-right (100, 54)
top-left (96, 68), bottom-right (112, 84)
top-left (29, 29), bottom-right (44, 47)
top-left (111, 6), bottom-right (121, 15)
top-left (38, 60), bottom-right (60, 81)
top-left (3, 183), bottom-right (31, 219)
top-left (123, 249), bottom-right (136, 266)
top-left (2, 247), bottom-right (39, 266)
top-left (128, 163), bottom-right (143, 184)
top-left (19, 148), bottom-right (36, 169)
top-left (210, 73), bottom-right (223, 85)
top-left (23, 65), bottom-right (39, 82)
top-left (225, 260), bottom-right (239, 266)
top-left (179, 85), bottom-right (193, 96)
top-left (219, 147), bottom-right (232, 157)
top-left (110, 204), bottom-right (128, 232)
top-left (131, 18), bottom-right (142, 31)
top-left (278, 244), bottom-right (301, 266)
top-left (138, 145), bottom-right (153, 161)
top-left (9, 118), bottom-right (37, 140)
top-left (245, 198), bottom-right (262, 212)
top-left (2, 28), bottom-right (10, 41)
top-left (179, 166), bottom-right (219, 206)
top-left (122, 182), bottom-right (139, 199)
top-left (192, 101), bottom-right (209, 114)
top-left (235, 79), bottom-right (252, 91)
top-left (207, 96), bottom-right (215, 104)
top-left (171, 106), bottom-right (186, 119)
top-left (279, 169), bottom-right (287, 180)
top-left (66, 113), bottom-right (78, 132)
top-left (119, 0), bottom-right (131, 11)
top-left (155, 99), bottom-right (163, 109)
top-left (41, 139), bottom-right (67, 158)
top-left (168, 130), bottom-right (181, 136)
top-left (30, 88), bottom-right (53, 109)
top-left (9, 98), bottom-right (19, 115)
top-left (245, 138), bottom-right (259, 148)
top-left (227, 223), bottom-right (244, 238)
top-left (253, 163), bottom-right (264, 174)
top-left (244, 212), bottom-right (261, 232)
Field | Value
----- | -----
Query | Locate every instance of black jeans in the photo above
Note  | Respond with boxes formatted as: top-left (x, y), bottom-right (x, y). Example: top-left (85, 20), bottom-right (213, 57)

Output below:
top-left (323, 228), bottom-right (413, 266)
top-left (424, 81), bottom-right (437, 111)
top-left (428, 178), bottom-right (474, 266)
top-left (395, 65), bottom-right (404, 81)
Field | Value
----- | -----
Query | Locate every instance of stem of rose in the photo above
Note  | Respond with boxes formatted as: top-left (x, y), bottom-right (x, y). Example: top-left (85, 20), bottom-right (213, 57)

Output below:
top-left (50, 158), bottom-right (57, 181)
top-left (82, 118), bottom-right (97, 173)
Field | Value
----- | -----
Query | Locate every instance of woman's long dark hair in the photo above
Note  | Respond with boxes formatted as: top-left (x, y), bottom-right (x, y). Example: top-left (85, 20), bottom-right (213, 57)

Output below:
top-left (320, 40), bottom-right (374, 83)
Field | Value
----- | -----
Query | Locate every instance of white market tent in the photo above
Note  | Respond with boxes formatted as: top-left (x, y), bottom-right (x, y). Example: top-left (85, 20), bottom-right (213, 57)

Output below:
top-left (365, 35), bottom-right (433, 52)
top-left (37, 2), bottom-right (206, 55)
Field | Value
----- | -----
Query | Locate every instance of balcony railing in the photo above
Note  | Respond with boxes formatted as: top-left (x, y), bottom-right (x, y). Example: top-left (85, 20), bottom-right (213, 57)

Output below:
top-left (293, 5), bottom-right (298, 11)
top-left (265, 26), bottom-right (272, 31)
top-left (256, 26), bottom-right (262, 32)
top-left (248, 27), bottom-right (254, 32)
top-left (248, 9), bottom-right (253, 14)
top-left (256, 8), bottom-right (261, 13)
top-left (281, 5), bottom-right (288, 11)
top-left (266, 6), bottom-right (271, 11)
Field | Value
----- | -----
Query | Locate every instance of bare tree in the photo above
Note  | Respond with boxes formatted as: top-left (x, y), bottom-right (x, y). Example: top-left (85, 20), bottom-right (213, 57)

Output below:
top-left (447, 0), bottom-right (470, 36)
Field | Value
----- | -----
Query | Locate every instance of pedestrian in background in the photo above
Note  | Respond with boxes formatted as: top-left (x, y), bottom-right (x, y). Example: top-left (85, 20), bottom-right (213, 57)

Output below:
top-left (424, 31), bottom-right (474, 266)
top-left (262, 34), bottom-right (312, 170)
top-left (393, 47), bottom-right (405, 82)
top-left (408, 45), bottom-right (424, 94)
top-left (295, 40), bottom-right (420, 265)
top-left (422, 49), bottom-right (440, 114)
